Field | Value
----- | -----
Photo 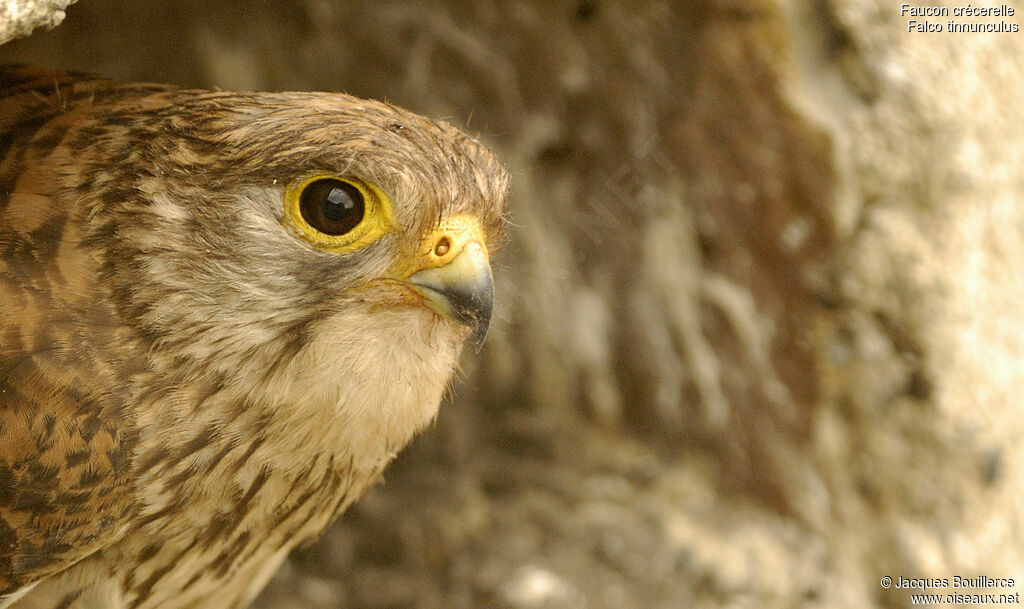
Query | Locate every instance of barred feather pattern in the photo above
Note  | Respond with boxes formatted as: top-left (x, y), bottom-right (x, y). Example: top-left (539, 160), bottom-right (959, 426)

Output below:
top-left (0, 66), bottom-right (508, 609)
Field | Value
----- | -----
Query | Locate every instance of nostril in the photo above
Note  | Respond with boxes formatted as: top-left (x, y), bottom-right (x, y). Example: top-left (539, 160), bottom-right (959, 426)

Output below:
top-left (434, 236), bottom-right (451, 257)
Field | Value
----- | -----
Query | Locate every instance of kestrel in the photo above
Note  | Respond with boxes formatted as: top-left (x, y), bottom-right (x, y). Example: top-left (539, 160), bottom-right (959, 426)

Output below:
top-left (0, 65), bottom-right (508, 609)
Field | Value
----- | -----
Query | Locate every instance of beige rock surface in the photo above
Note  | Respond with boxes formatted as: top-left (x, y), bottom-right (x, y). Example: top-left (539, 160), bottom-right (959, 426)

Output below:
top-left (0, 0), bottom-right (75, 45)
top-left (2, 1), bottom-right (1023, 607)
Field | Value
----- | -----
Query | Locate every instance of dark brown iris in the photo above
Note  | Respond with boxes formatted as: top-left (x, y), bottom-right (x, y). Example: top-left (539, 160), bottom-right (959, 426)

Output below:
top-left (299, 179), bottom-right (365, 236)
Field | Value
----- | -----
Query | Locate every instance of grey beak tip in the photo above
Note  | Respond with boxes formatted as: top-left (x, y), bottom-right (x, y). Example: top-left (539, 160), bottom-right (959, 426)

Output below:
top-left (468, 294), bottom-right (493, 351)
top-left (407, 243), bottom-right (494, 349)
top-left (446, 276), bottom-right (493, 350)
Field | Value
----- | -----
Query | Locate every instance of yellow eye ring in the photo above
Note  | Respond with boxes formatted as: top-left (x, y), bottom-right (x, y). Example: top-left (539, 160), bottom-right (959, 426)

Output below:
top-left (284, 175), bottom-right (395, 253)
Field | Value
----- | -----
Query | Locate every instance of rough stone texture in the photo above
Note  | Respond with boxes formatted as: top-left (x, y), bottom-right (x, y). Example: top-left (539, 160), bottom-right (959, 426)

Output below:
top-left (2, 1), bottom-right (1023, 607)
top-left (0, 0), bottom-right (75, 45)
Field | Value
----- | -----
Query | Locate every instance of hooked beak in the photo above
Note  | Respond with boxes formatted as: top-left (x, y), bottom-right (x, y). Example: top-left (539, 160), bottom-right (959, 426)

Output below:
top-left (406, 216), bottom-right (494, 348)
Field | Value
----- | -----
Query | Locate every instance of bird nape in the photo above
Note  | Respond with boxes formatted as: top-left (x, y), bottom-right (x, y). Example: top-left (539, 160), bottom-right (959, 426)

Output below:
top-left (0, 65), bottom-right (508, 609)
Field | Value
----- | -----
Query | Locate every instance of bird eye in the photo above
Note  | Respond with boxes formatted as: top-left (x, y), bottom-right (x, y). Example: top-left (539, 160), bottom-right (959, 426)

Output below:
top-left (299, 179), bottom-right (365, 236)
top-left (284, 174), bottom-right (395, 253)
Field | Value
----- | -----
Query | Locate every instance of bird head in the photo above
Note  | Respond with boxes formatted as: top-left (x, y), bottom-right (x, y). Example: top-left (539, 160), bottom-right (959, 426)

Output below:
top-left (58, 87), bottom-right (508, 426)
top-left (0, 72), bottom-right (512, 599)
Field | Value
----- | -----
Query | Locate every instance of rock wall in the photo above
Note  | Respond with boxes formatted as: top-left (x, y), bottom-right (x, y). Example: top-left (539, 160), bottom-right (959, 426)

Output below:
top-left (2, 1), bottom-right (1022, 607)
top-left (0, 0), bottom-right (75, 44)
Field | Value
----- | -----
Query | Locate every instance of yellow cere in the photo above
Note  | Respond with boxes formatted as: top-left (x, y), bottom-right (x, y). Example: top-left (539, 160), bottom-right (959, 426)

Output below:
top-left (284, 174), bottom-right (396, 253)
top-left (390, 213), bottom-right (490, 279)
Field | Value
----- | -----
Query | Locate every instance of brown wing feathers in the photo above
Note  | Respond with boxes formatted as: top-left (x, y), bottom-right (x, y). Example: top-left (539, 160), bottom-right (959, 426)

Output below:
top-left (0, 66), bottom-right (138, 594)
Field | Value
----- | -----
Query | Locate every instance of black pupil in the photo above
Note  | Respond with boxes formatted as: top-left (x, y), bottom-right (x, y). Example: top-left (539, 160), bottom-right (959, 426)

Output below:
top-left (299, 179), bottom-right (365, 236)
